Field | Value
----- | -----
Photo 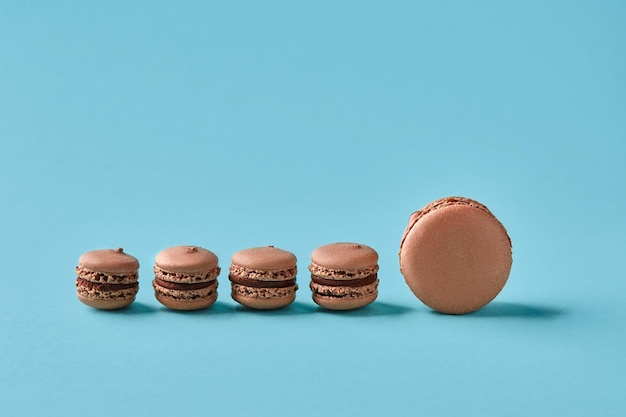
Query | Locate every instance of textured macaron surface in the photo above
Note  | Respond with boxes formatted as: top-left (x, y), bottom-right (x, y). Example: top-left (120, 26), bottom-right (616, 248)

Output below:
top-left (78, 248), bottom-right (140, 274)
top-left (399, 197), bottom-right (512, 314)
top-left (309, 242), bottom-right (379, 279)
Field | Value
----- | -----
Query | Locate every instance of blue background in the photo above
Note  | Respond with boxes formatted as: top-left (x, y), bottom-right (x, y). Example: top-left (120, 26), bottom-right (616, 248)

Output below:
top-left (1, 1), bottom-right (625, 415)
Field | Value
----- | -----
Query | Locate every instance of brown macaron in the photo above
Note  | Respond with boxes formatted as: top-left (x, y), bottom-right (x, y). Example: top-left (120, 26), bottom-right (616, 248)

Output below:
top-left (152, 245), bottom-right (221, 311)
top-left (399, 197), bottom-right (513, 314)
top-left (75, 248), bottom-right (140, 310)
top-left (309, 242), bottom-right (379, 310)
top-left (229, 246), bottom-right (298, 310)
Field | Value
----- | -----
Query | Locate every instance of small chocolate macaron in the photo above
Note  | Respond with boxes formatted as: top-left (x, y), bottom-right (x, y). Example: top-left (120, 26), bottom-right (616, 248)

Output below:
top-left (75, 248), bottom-right (140, 310)
top-left (399, 196), bottom-right (513, 314)
top-left (309, 242), bottom-right (379, 310)
top-left (229, 246), bottom-right (298, 310)
top-left (152, 245), bottom-right (221, 311)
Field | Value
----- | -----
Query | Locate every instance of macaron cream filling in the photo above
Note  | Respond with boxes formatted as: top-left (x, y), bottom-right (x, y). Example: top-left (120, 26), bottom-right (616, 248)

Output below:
top-left (310, 280), bottom-right (379, 299)
top-left (310, 273), bottom-right (378, 287)
top-left (228, 274), bottom-right (296, 288)
top-left (308, 262), bottom-right (378, 280)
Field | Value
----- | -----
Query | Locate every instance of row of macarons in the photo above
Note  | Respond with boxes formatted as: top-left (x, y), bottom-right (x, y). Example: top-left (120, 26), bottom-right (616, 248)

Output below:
top-left (76, 196), bottom-right (514, 315)
top-left (75, 242), bottom-right (379, 311)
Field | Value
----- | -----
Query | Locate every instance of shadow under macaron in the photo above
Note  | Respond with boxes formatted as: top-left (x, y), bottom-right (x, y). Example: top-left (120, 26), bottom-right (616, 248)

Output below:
top-left (431, 301), bottom-right (566, 319)
top-left (315, 301), bottom-right (415, 317)
top-left (156, 300), bottom-right (237, 315)
top-left (87, 301), bottom-right (159, 315)
top-left (233, 301), bottom-right (317, 315)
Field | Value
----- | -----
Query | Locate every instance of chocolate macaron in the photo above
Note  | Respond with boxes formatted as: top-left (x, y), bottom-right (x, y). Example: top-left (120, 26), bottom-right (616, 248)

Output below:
top-left (309, 242), bottom-right (379, 310)
top-left (229, 246), bottom-right (298, 310)
top-left (399, 196), bottom-right (513, 314)
top-left (75, 248), bottom-right (140, 310)
top-left (152, 246), bottom-right (221, 311)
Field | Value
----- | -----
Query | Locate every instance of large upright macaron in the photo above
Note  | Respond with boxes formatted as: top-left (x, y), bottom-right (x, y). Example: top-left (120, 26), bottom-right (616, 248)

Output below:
top-left (399, 196), bottom-right (513, 314)
top-left (75, 248), bottom-right (140, 310)
top-left (152, 245), bottom-right (221, 311)
top-left (309, 242), bottom-right (379, 310)
top-left (229, 246), bottom-right (298, 310)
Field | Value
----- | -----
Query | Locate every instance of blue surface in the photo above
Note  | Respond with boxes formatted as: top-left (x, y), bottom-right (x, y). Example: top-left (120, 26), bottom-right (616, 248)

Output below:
top-left (1, 1), bottom-right (625, 416)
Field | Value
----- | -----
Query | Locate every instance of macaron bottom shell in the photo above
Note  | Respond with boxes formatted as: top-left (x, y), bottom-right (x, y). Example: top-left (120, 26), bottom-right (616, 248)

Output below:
top-left (155, 292), bottom-right (218, 311)
top-left (77, 293), bottom-right (136, 310)
top-left (232, 292), bottom-right (296, 310)
top-left (231, 284), bottom-right (297, 310)
top-left (152, 280), bottom-right (218, 311)
top-left (311, 290), bottom-right (378, 311)
top-left (309, 278), bottom-right (378, 311)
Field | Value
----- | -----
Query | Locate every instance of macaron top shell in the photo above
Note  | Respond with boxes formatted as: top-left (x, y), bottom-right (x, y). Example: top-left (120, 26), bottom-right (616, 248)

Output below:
top-left (231, 246), bottom-right (296, 271)
top-left (400, 196), bottom-right (509, 249)
top-left (155, 246), bottom-right (219, 273)
top-left (399, 197), bottom-right (512, 314)
top-left (310, 242), bottom-right (378, 270)
top-left (78, 248), bottom-right (139, 274)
